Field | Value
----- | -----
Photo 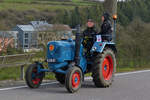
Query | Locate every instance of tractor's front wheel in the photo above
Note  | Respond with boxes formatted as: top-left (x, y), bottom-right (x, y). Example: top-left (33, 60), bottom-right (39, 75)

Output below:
top-left (65, 66), bottom-right (83, 93)
top-left (92, 48), bottom-right (116, 87)
top-left (25, 64), bottom-right (45, 88)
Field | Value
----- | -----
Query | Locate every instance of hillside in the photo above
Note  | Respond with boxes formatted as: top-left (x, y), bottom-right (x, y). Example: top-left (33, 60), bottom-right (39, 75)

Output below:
top-left (0, 0), bottom-right (99, 30)
top-left (0, 0), bottom-right (150, 29)
top-left (0, 0), bottom-right (96, 12)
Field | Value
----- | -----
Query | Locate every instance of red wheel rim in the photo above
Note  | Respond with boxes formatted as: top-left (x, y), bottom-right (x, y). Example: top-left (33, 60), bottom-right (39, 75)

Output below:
top-left (32, 78), bottom-right (41, 85)
top-left (102, 55), bottom-right (113, 80)
top-left (72, 72), bottom-right (81, 88)
top-left (32, 68), bottom-right (41, 85)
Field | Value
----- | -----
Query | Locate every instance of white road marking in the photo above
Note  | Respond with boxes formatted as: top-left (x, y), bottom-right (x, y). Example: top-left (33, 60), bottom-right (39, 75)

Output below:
top-left (0, 86), bottom-right (27, 91)
top-left (0, 82), bottom-right (58, 91)
top-left (0, 69), bottom-right (150, 91)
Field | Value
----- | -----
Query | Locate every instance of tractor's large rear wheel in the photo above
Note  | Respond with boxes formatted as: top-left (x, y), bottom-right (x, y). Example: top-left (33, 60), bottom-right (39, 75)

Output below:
top-left (92, 48), bottom-right (116, 87)
top-left (25, 64), bottom-right (45, 88)
top-left (65, 66), bottom-right (83, 93)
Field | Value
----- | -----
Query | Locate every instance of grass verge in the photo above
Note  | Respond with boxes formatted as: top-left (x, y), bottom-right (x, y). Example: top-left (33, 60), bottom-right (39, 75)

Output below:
top-left (0, 1), bottom-right (96, 11)
top-left (0, 66), bottom-right (150, 81)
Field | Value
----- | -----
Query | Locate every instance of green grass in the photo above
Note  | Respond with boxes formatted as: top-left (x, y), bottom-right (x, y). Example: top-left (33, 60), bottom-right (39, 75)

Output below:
top-left (0, 0), bottom-right (96, 11)
top-left (0, 67), bottom-right (21, 81)
top-left (72, 0), bottom-right (82, 3)
top-left (3, 0), bottom-right (35, 3)
top-left (0, 2), bottom-right (75, 11)
top-left (116, 67), bottom-right (150, 73)
top-left (0, 66), bottom-right (56, 81)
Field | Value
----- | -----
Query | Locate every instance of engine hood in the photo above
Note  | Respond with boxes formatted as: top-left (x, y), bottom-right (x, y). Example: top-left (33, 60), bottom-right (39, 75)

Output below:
top-left (47, 40), bottom-right (75, 62)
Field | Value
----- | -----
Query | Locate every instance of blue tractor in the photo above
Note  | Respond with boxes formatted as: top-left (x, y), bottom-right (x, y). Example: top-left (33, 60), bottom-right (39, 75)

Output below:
top-left (25, 16), bottom-right (117, 93)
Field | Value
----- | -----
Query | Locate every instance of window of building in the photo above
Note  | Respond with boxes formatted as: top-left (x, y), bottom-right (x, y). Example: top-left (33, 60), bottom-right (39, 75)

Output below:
top-left (24, 45), bottom-right (29, 48)
top-left (24, 33), bottom-right (28, 38)
top-left (25, 39), bottom-right (28, 44)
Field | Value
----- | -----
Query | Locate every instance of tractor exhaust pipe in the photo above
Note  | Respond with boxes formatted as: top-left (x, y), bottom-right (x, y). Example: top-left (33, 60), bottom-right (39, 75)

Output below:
top-left (75, 25), bottom-right (82, 66)
top-left (113, 14), bottom-right (117, 43)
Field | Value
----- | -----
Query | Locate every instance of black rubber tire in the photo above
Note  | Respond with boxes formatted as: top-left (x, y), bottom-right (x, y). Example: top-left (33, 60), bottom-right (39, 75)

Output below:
top-left (92, 48), bottom-right (116, 87)
top-left (65, 66), bottom-right (83, 93)
top-left (25, 64), bottom-right (45, 88)
top-left (55, 73), bottom-right (65, 84)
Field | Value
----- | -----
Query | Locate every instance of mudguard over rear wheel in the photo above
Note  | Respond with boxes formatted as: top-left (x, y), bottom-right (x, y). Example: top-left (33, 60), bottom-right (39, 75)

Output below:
top-left (92, 48), bottom-right (116, 87)
top-left (65, 66), bottom-right (83, 93)
top-left (25, 64), bottom-right (45, 88)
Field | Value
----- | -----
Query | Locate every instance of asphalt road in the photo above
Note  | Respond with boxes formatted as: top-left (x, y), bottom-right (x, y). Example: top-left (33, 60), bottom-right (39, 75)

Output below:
top-left (0, 70), bottom-right (150, 100)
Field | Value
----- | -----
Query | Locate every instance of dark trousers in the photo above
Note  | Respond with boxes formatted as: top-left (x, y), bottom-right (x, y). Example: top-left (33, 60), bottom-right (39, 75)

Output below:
top-left (101, 34), bottom-right (112, 41)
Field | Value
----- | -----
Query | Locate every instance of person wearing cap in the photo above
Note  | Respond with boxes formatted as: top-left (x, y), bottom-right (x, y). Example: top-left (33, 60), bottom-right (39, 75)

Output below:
top-left (100, 12), bottom-right (112, 41)
top-left (82, 19), bottom-right (97, 57)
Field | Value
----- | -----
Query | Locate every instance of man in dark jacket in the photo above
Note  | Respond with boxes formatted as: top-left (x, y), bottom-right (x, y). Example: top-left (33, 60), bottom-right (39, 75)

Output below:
top-left (100, 13), bottom-right (112, 41)
top-left (82, 19), bottom-right (97, 56)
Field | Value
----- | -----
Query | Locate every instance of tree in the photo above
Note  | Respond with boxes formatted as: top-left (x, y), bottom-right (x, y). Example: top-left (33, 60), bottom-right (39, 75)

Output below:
top-left (0, 37), bottom-right (14, 53)
top-left (103, 0), bottom-right (117, 16)
top-left (71, 6), bottom-right (80, 28)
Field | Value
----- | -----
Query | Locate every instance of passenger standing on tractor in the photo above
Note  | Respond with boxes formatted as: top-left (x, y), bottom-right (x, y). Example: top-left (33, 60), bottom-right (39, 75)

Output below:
top-left (99, 13), bottom-right (113, 41)
top-left (82, 19), bottom-right (97, 57)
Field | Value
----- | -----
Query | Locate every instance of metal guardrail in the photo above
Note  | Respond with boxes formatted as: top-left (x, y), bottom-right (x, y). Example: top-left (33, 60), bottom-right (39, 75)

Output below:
top-left (0, 53), bottom-right (35, 80)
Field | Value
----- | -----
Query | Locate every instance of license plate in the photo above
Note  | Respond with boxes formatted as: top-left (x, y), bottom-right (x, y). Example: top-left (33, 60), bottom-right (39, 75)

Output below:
top-left (47, 59), bottom-right (56, 63)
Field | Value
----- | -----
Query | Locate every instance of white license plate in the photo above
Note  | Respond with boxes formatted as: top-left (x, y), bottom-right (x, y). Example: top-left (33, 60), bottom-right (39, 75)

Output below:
top-left (47, 59), bottom-right (56, 62)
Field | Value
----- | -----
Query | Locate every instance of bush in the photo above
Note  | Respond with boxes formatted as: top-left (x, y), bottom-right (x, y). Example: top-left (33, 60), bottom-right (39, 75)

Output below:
top-left (117, 18), bottom-right (150, 68)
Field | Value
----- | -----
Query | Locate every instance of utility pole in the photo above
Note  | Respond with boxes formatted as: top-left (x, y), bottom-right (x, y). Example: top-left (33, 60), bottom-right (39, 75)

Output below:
top-left (103, 0), bottom-right (117, 16)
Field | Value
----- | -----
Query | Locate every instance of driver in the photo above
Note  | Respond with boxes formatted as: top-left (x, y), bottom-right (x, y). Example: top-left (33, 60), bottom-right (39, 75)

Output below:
top-left (82, 19), bottom-right (97, 56)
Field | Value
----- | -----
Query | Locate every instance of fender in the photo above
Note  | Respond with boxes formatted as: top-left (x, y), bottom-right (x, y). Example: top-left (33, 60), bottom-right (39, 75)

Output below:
top-left (90, 35), bottom-right (116, 53)
top-left (91, 42), bottom-right (116, 53)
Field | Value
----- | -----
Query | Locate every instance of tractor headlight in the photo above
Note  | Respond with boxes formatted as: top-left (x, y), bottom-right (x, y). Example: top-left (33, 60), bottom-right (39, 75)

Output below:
top-left (92, 47), bottom-right (97, 51)
top-left (49, 44), bottom-right (54, 51)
